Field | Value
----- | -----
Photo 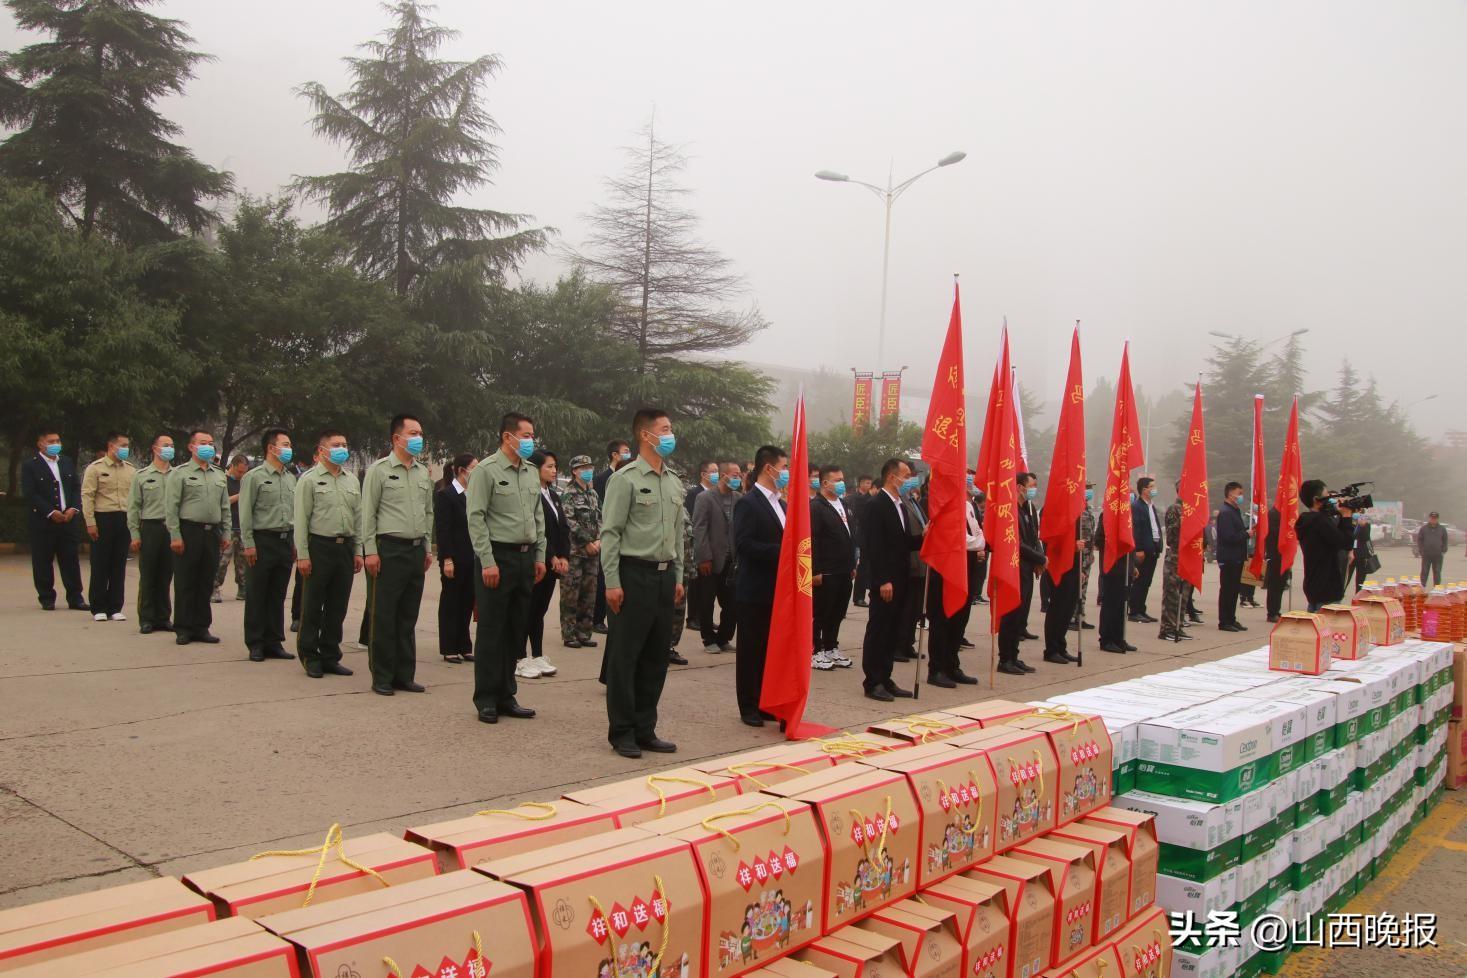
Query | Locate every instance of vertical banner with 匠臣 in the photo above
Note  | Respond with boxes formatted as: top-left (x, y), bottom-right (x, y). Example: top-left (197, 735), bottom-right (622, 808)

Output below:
top-left (852, 371), bottom-right (874, 431)
top-left (879, 369), bottom-right (904, 422)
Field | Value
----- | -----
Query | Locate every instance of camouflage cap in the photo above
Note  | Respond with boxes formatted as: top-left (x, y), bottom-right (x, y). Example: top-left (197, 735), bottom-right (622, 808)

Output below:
top-left (569, 454), bottom-right (594, 470)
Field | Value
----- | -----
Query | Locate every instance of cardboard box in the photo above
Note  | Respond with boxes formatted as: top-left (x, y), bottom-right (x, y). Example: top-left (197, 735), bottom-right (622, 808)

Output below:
top-left (258, 870), bottom-right (532, 978)
top-left (943, 701), bottom-right (1036, 728)
top-left (856, 742), bottom-right (998, 888)
top-left (1454, 645), bottom-right (1467, 720)
top-left (1318, 605), bottom-right (1370, 661)
top-left (857, 900), bottom-right (963, 978)
top-left (759, 959), bottom-right (839, 978)
top-left (1137, 707), bottom-right (1274, 804)
top-left (639, 793), bottom-right (827, 978)
top-left (184, 830), bottom-right (439, 919)
top-left (794, 926), bottom-right (906, 978)
top-left (965, 857), bottom-right (1057, 978)
top-left (1269, 613), bottom-right (1331, 675)
top-left (1008, 711), bottom-right (1114, 825)
top-left (947, 727), bottom-right (1059, 850)
top-left (915, 877), bottom-right (1010, 978)
top-left (762, 766), bottom-right (921, 930)
top-left (808, 733), bottom-right (914, 765)
top-left (867, 713), bottom-right (983, 745)
top-left (1355, 595), bottom-right (1405, 647)
top-left (405, 800), bottom-right (619, 872)
top-left (1, 917), bottom-right (295, 978)
top-left (1155, 869), bottom-right (1237, 920)
top-left (694, 744), bottom-right (838, 792)
top-left (1111, 906), bottom-right (1171, 978)
top-left (1047, 822), bottom-right (1130, 944)
top-left (1449, 720), bottom-right (1467, 790)
top-left (1036, 942), bottom-right (1120, 978)
top-left (0, 877), bottom-right (215, 972)
top-left (1010, 839), bottom-right (1097, 968)
top-left (1078, 807), bottom-right (1158, 917)
top-left (564, 767), bottom-right (742, 827)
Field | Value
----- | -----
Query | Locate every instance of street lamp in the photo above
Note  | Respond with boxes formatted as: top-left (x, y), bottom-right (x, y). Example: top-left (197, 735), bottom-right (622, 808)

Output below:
top-left (815, 150), bottom-right (968, 371)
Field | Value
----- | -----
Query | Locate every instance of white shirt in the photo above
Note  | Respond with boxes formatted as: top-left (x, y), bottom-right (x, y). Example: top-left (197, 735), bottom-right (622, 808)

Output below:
top-left (541, 486), bottom-right (559, 521)
top-left (967, 502), bottom-right (985, 552)
top-left (883, 488), bottom-right (906, 532)
top-left (1147, 500), bottom-right (1160, 542)
top-left (757, 481), bottom-right (786, 528)
top-left (824, 496), bottom-right (850, 534)
top-left (452, 479), bottom-right (466, 495)
top-left (42, 454), bottom-right (65, 513)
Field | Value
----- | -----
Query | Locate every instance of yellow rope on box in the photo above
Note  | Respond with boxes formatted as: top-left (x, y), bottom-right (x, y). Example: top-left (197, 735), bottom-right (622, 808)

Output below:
top-left (814, 735), bottom-right (892, 757)
top-left (700, 802), bottom-right (792, 850)
top-left (848, 795), bottom-right (893, 860)
top-left (903, 716), bottom-right (962, 743)
top-left (646, 774), bottom-right (717, 817)
top-left (476, 801), bottom-right (557, 820)
top-left (249, 823), bottom-right (388, 908)
top-left (726, 761), bottom-right (809, 789)
top-left (589, 874), bottom-right (672, 978)
top-left (386, 930), bottom-right (484, 978)
top-left (1030, 704), bottom-right (1095, 737)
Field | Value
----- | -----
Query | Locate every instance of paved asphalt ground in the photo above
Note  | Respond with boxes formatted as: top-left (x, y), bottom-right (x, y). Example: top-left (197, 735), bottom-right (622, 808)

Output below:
top-left (0, 546), bottom-right (1461, 977)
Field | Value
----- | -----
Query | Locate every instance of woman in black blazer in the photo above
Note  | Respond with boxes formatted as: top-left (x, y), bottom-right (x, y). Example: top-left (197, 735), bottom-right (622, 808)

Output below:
top-left (434, 453), bottom-right (478, 663)
top-left (519, 451), bottom-right (571, 677)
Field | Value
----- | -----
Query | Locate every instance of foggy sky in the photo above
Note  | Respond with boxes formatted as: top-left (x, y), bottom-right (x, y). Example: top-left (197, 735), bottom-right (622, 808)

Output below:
top-left (5, 0), bottom-right (1463, 434)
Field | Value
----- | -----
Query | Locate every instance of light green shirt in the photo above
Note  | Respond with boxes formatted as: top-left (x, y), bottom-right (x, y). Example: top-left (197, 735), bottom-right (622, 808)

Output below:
top-left (126, 462), bottom-right (172, 537)
top-left (164, 460), bottom-right (231, 542)
top-left (238, 462), bottom-right (297, 548)
top-left (466, 449), bottom-right (546, 568)
top-left (360, 453), bottom-right (434, 556)
top-left (599, 456), bottom-right (685, 589)
top-left (294, 464), bottom-right (363, 553)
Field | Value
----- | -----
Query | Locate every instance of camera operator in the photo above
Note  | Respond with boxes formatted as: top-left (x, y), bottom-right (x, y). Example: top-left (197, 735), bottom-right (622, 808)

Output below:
top-left (1296, 479), bottom-right (1356, 612)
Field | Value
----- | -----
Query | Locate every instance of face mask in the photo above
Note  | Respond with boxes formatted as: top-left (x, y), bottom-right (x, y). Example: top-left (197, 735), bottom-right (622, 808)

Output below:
top-left (194, 444), bottom-right (216, 463)
top-left (1025, 486), bottom-right (1038, 501)
top-left (901, 476), bottom-right (919, 495)
top-left (728, 477), bottom-right (742, 491)
top-left (277, 447), bottom-right (293, 464)
top-left (620, 451), bottom-right (631, 462)
top-left (577, 469), bottom-right (594, 483)
top-left (116, 446), bottom-right (130, 462)
top-left (654, 433), bottom-right (676, 458)
top-left (405, 435), bottom-right (424, 456)
top-left (834, 481), bottom-right (847, 497)
top-left (966, 475), bottom-right (975, 488)
top-left (708, 472), bottom-right (719, 485)
top-left (809, 478), bottom-right (820, 491)
top-left (516, 437), bottom-right (535, 460)
top-left (158, 446), bottom-right (175, 462)
top-left (328, 446), bottom-right (350, 466)
top-left (774, 469), bottom-right (790, 490)
top-left (43, 443), bottom-right (62, 458)
top-left (1085, 488), bottom-right (1094, 502)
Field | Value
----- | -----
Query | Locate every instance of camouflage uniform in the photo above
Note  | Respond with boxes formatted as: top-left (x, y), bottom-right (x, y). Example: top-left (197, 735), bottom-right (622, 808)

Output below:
top-left (1159, 500), bottom-right (1191, 638)
top-left (1077, 503), bottom-right (1097, 622)
top-left (560, 466), bottom-right (602, 645)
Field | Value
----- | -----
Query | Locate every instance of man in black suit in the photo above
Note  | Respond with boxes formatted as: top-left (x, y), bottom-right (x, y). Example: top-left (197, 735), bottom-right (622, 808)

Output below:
top-left (732, 445), bottom-right (788, 726)
top-left (21, 428), bottom-right (87, 611)
top-left (810, 464), bottom-right (857, 670)
top-left (1128, 477), bottom-right (1163, 623)
top-left (1215, 481), bottom-right (1250, 630)
top-left (860, 458), bottom-right (923, 701)
top-left (997, 472), bottom-right (1046, 675)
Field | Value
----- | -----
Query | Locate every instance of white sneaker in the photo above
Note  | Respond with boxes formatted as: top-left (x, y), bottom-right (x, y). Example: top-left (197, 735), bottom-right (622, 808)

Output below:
top-left (351, 642), bottom-right (368, 651)
top-left (536, 656), bottom-right (558, 676)
top-left (93, 612), bottom-right (108, 622)
top-left (514, 659), bottom-right (542, 679)
top-left (828, 648), bottom-right (853, 668)
top-left (110, 612), bottom-right (127, 621)
top-left (812, 650), bottom-right (837, 671)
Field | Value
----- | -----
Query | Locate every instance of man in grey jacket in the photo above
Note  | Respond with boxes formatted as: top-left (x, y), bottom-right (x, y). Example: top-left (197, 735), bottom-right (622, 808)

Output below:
top-left (1418, 512), bottom-right (1449, 587)
top-left (692, 461), bottom-right (741, 652)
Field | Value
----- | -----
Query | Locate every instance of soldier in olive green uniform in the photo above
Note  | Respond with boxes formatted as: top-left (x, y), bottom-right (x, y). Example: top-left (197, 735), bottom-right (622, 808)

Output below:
top-left (127, 433), bottom-right (176, 633)
top-left (240, 429), bottom-right (298, 662)
top-left (601, 408), bottom-right (686, 759)
top-left (560, 455), bottom-right (602, 647)
top-left (295, 429), bottom-right (362, 678)
top-left (165, 430), bottom-right (231, 645)
top-left (361, 415), bottom-right (435, 695)
top-left (466, 413), bottom-right (546, 723)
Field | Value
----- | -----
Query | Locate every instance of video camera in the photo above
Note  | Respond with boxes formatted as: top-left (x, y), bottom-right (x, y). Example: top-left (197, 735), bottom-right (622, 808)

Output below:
top-left (1322, 481), bottom-right (1374, 512)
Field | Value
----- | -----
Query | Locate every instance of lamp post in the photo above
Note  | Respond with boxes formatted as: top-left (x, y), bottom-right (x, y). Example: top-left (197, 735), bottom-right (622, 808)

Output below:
top-left (816, 151), bottom-right (967, 371)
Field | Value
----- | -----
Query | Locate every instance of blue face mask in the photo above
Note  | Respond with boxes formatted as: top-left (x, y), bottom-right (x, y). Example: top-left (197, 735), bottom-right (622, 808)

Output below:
top-left (1025, 486), bottom-right (1038, 501)
top-left (328, 446), bottom-right (350, 466)
top-left (405, 435), bottom-right (424, 456)
top-left (1085, 488), bottom-right (1094, 502)
top-left (901, 476), bottom-right (919, 495)
top-left (655, 433), bottom-right (676, 458)
top-left (577, 468), bottom-right (594, 483)
top-left (834, 481), bottom-right (847, 497)
top-left (44, 443), bottom-right (62, 458)
top-left (516, 437), bottom-right (535, 460)
top-left (809, 478), bottom-right (820, 491)
top-left (708, 472), bottom-right (720, 485)
top-left (194, 444), bottom-right (216, 463)
top-left (116, 446), bottom-right (130, 462)
top-left (158, 446), bottom-right (175, 462)
top-left (966, 475), bottom-right (975, 488)
top-left (620, 451), bottom-right (632, 462)
top-left (277, 447), bottom-right (293, 464)
top-left (728, 477), bottom-right (742, 491)
top-left (774, 469), bottom-right (790, 491)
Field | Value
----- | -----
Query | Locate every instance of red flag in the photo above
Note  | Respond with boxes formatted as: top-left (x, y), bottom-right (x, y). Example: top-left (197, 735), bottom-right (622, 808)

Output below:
top-left (1274, 397), bottom-right (1304, 575)
top-left (1011, 367), bottom-right (1030, 473)
top-left (920, 282), bottom-right (969, 617)
top-left (1248, 395), bottom-right (1269, 581)
top-left (760, 395), bottom-right (836, 739)
top-left (1039, 327), bottom-right (1085, 584)
top-left (1178, 383), bottom-right (1209, 590)
top-left (979, 328), bottom-right (1023, 631)
top-left (1101, 344), bottom-right (1144, 573)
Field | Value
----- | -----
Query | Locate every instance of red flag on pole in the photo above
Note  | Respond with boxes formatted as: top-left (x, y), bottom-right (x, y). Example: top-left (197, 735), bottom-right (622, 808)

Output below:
top-left (760, 394), bottom-right (836, 739)
top-left (920, 281), bottom-right (969, 617)
top-left (979, 327), bottom-right (1023, 631)
top-left (1274, 397), bottom-right (1304, 575)
top-left (1039, 327), bottom-right (1086, 585)
top-left (1011, 367), bottom-right (1030, 473)
top-left (1178, 383), bottom-right (1209, 590)
top-left (1101, 344), bottom-right (1144, 573)
top-left (1248, 395), bottom-right (1270, 582)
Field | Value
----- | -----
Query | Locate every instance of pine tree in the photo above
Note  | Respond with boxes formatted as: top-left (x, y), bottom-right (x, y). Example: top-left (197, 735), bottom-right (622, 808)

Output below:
top-left (1160, 337), bottom-right (1271, 496)
top-left (0, 0), bottom-right (231, 243)
top-left (294, 1), bottom-right (544, 296)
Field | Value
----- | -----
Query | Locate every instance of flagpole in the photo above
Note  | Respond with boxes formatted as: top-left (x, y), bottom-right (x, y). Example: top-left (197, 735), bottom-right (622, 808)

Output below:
top-left (1075, 535), bottom-right (1085, 668)
top-left (915, 567), bottom-right (930, 700)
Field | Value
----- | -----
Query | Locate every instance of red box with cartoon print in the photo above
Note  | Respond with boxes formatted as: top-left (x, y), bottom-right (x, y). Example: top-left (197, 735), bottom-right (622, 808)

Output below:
top-left (1010, 838), bottom-right (1098, 968)
top-left (947, 729), bottom-right (1058, 852)
top-left (1008, 711), bottom-right (1114, 825)
top-left (1110, 906), bottom-right (1170, 978)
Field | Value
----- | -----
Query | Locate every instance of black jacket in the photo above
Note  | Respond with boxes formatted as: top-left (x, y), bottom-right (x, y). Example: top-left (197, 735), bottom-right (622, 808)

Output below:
top-left (1264, 506), bottom-right (1282, 562)
top-left (541, 488), bottom-right (571, 561)
top-left (21, 452), bottom-right (81, 521)
top-left (1215, 501), bottom-right (1249, 565)
top-left (1131, 498), bottom-right (1162, 556)
top-left (864, 490), bottom-right (923, 589)
top-left (811, 495), bottom-right (857, 577)
top-left (1018, 500), bottom-right (1045, 570)
top-left (1296, 508), bottom-right (1353, 605)
top-left (684, 483), bottom-right (706, 519)
top-left (432, 485), bottom-right (474, 566)
top-left (733, 487), bottom-right (785, 606)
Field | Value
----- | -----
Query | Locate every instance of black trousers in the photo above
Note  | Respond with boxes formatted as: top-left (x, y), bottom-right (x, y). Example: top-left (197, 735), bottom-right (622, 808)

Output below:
top-left (1129, 553), bottom-right (1158, 615)
top-left (853, 548), bottom-right (869, 603)
top-left (29, 513), bottom-right (84, 607)
top-left (1265, 558), bottom-right (1287, 619)
top-left (136, 519), bottom-right (174, 628)
top-left (173, 521), bottom-right (220, 637)
top-left (523, 570), bottom-right (559, 659)
top-left (437, 564), bottom-right (475, 655)
top-left (736, 600), bottom-right (773, 717)
top-left (862, 579), bottom-right (906, 691)
top-left (594, 566), bottom-right (607, 627)
top-left (972, 555), bottom-right (989, 603)
top-left (605, 559), bottom-right (675, 746)
top-left (684, 574), bottom-right (704, 629)
top-left (88, 511), bottom-right (130, 614)
top-left (1039, 572), bottom-right (1053, 612)
top-left (290, 568), bottom-right (303, 623)
top-left (367, 536), bottom-right (426, 687)
top-left (1045, 565), bottom-right (1080, 658)
top-left (243, 531), bottom-right (292, 651)
top-left (814, 572), bottom-right (853, 651)
top-left (925, 574), bottom-right (966, 678)
top-left (900, 573), bottom-right (925, 654)
top-left (998, 571), bottom-right (1035, 663)
top-left (1098, 558), bottom-right (1130, 645)
top-left (298, 535), bottom-right (354, 668)
top-left (473, 546), bottom-right (534, 712)
top-left (697, 563), bottom-right (738, 645)
top-left (1422, 555), bottom-right (1445, 587)
top-left (1217, 561), bottom-right (1243, 626)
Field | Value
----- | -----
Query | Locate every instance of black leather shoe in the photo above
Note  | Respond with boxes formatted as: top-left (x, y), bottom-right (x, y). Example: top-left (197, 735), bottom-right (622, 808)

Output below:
top-left (499, 700), bottom-right (535, 719)
top-left (289, 619), bottom-right (300, 633)
top-left (1043, 653), bottom-right (1071, 664)
top-left (305, 662), bottom-right (324, 678)
top-left (1266, 615), bottom-right (1280, 624)
top-left (959, 638), bottom-right (975, 648)
top-left (139, 624), bottom-right (154, 634)
top-left (865, 687), bottom-right (895, 702)
top-left (581, 639), bottom-right (599, 648)
top-left (741, 714), bottom-right (765, 727)
top-left (886, 683), bottom-right (915, 698)
top-left (157, 621), bottom-right (175, 632)
top-left (564, 639), bottom-right (583, 648)
top-left (264, 645), bottom-right (294, 660)
top-left (1082, 621), bottom-right (1095, 629)
top-left (997, 661), bottom-right (1026, 675)
top-left (1014, 660), bottom-right (1037, 673)
top-left (69, 601), bottom-right (91, 612)
top-left (952, 671), bottom-right (980, 685)
top-left (928, 673), bottom-right (957, 689)
top-left (39, 601), bottom-right (56, 611)
top-left (1020, 631), bottom-right (1040, 641)
top-left (668, 651), bottom-right (689, 665)
top-left (613, 743), bottom-right (643, 759)
top-left (175, 633), bottom-right (191, 645)
top-left (1160, 631), bottom-right (1196, 642)
top-left (1100, 641), bottom-right (1127, 653)
top-left (638, 737), bottom-right (677, 753)
top-left (324, 662), bottom-right (353, 676)
top-left (759, 710), bottom-right (778, 721)
top-left (853, 599), bottom-right (869, 608)
top-left (393, 681), bottom-right (427, 693)
top-left (249, 647), bottom-right (266, 662)
top-left (194, 632), bottom-right (221, 644)
top-left (592, 623), bottom-right (608, 634)
top-left (478, 709), bottom-right (497, 724)
top-left (372, 684), bottom-right (395, 696)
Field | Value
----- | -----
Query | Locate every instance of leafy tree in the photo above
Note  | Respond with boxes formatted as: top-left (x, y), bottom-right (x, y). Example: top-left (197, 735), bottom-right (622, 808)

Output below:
top-left (1159, 336), bottom-right (1271, 498)
top-left (294, 0), bottom-right (545, 296)
top-left (0, 0), bottom-right (231, 243)
top-left (808, 417), bottom-right (923, 485)
top-left (1260, 330), bottom-right (1318, 447)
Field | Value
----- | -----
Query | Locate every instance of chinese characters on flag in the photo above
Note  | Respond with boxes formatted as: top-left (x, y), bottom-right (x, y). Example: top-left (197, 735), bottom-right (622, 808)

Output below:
top-left (879, 371), bottom-right (903, 422)
top-left (1101, 344), bottom-right (1143, 573)
top-left (920, 281), bottom-right (970, 617)
top-left (1177, 383), bottom-right (1209, 590)
top-left (852, 371), bottom-right (874, 431)
top-left (1273, 397), bottom-right (1304, 575)
top-left (978, 327), bottom-right (1023, 630)
top-left (1039, 327), bottom-right (1085, 584)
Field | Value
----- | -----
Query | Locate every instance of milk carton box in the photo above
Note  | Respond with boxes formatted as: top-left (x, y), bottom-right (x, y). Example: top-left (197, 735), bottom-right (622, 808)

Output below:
top-left (1155, 868), bottom-right (1238, 920)
top-left (1137, 707), bottom-right (1275, 803)
top-left (1112, 791), bottom-right (1240, 883)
